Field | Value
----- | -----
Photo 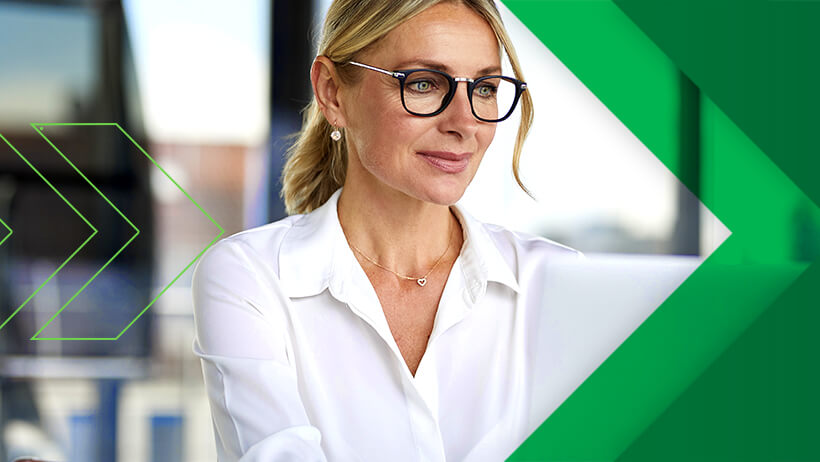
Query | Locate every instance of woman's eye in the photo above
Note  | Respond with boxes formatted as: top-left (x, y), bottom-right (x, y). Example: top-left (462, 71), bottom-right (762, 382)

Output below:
top-left (476, 84), bottom-right (497, 98)
top-left (408, 80), bottom-right (434, 92)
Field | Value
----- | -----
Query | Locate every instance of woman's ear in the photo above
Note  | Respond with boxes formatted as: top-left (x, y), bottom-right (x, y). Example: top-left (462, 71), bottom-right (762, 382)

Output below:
top-left (311, 56), bottom-right (348, 128)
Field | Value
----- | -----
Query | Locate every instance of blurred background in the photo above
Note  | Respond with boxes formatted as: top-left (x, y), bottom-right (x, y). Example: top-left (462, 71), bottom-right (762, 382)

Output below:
top-left (0, 0), bottom-right (817, 461)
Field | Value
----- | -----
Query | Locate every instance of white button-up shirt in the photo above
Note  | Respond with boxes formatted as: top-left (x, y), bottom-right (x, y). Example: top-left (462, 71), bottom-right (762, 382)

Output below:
top-left (192, 188), bottom-right (580, 461)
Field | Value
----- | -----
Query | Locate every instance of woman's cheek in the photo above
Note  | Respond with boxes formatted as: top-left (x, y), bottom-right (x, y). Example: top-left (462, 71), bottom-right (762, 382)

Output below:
top-left (479, 124), bottom-right (497, 151)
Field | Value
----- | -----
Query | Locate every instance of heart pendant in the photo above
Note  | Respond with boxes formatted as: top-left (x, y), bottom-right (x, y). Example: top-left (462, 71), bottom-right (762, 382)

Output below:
top-left (417, 278), bottom-right (427, 287)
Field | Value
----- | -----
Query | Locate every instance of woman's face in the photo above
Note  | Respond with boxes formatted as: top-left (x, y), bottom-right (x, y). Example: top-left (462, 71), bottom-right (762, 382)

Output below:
top-left (339, 2), bottom-right (501, 206)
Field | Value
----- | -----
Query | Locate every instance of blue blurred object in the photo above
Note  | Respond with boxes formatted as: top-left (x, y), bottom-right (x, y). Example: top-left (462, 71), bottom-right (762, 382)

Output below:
top-left (151, 414), bottom-right (183, 462)
top-left (69, 413), bottom-right (97, 462)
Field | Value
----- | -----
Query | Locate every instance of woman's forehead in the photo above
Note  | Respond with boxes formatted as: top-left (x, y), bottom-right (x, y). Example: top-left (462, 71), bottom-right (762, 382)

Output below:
top-left (366, 3), bottom-right (500, 72)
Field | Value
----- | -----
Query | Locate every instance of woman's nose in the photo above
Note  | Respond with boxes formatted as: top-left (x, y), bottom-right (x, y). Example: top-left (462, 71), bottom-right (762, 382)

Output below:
top-left (439, 81), bottom-right (479, 136)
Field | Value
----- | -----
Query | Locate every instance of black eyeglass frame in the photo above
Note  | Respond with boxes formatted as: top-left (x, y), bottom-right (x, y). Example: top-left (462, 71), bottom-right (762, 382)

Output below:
top-left (346, 61), bottom-right (527, 123)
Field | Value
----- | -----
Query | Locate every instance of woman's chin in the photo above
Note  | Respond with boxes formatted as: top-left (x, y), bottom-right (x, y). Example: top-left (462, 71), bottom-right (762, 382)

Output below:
top-left (415, 181), bottom-right (470, 206)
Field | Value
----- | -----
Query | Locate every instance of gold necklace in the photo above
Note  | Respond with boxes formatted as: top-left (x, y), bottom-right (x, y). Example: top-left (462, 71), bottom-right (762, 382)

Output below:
top-left (342, 216), bottom-right (455, 287)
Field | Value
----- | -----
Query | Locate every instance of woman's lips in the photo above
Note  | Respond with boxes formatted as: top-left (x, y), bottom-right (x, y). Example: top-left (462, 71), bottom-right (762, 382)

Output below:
top-left (417, 151), bottom-right (471, 174)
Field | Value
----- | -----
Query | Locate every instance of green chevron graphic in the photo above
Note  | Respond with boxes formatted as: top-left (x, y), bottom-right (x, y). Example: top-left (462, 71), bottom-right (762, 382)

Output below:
top-left (500, 0), bottom-right (819, 460)
top-left (0, 132), bottom-right (98, 333)
top-left (0, 217), bottom-right (11, 248)
top-left (1, 123), bottom-right (224, 340)
top-left (29, 123), bottom-right (141, 340)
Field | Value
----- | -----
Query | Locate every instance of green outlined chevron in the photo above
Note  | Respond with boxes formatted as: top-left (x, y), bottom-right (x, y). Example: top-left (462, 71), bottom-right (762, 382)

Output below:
top-left (0, 217), bottom-right (11, 248)
top-left (501, 0), bottom-right (818, 460)
top-left (29, 123), bottom-right (141, 340)
top-left (28, 123), bottom-right (225, 340)
top-left (0, 133), bottom-right (98, 333)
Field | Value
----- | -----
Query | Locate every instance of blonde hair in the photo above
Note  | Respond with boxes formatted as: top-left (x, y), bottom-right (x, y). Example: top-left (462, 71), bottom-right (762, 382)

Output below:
top-left (281, 0), bottom-right (533, 215)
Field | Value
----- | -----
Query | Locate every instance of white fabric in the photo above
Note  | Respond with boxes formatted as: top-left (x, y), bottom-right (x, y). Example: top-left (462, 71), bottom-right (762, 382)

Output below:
top-left (192, 188), bottom-right (580, 461)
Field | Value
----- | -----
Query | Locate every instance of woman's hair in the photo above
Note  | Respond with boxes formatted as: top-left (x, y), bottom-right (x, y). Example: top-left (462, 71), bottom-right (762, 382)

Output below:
top-left (281, 0), bottom-right (533, 215)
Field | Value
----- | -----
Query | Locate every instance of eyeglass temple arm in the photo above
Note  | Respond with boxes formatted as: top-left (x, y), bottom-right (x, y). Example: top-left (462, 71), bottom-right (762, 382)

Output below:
top-left (347, 61), bottom-right (406, 78)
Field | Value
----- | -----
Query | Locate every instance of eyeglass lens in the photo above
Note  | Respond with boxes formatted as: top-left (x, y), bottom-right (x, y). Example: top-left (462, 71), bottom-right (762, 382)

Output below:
top-left (402, 71), bottom-right (518, 121)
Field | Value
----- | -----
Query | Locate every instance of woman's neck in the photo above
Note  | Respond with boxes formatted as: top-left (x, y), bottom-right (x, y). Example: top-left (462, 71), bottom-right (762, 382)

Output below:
top-left (337, 173), bottom-right (462, 277)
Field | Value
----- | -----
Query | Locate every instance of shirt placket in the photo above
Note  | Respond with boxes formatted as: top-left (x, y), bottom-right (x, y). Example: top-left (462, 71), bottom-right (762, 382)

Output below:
top-left (407, 263), bottom-right (476, 462)
top-left (341, 288), bottom-right (449, 461)
top-left (401, 372), bottom-right (447, 462)
top-left (331, 239), bottom-right (477, 461)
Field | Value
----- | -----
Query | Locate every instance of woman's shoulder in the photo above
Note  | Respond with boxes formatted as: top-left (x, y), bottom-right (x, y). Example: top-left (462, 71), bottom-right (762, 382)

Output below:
top-left (478, 220), bottom-right (583, 263)
top-left (194, 214), bottom-right (307, 279)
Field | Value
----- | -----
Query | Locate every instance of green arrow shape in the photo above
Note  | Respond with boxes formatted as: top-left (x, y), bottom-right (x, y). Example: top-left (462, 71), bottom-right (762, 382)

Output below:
top-left (29, 123), bottom-right (224, 341)
top-left (30, 123), bottom-right (140, 340)
top-left (0, 217), bottom-right (11, 248)
top-left (0, 133), bottom-right (98, 332)
top-left (111, 123), bottom-right (225, 340)
top-left (498, 1), bottom-right (816, 460)
top-left (611, 0), bottom-right (820, 460)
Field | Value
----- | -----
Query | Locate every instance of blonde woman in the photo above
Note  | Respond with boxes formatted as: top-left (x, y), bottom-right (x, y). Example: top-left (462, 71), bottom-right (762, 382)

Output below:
top-left (192, 0), bottom-right (579, 460)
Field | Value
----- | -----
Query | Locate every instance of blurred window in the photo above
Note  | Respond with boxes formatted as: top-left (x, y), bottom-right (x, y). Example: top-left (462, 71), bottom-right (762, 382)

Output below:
top-left (0, 3), bottom-right (99, 129)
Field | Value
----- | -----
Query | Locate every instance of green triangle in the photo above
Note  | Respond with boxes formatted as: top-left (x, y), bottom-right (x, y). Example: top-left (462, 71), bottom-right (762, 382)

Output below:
top-left (614, 0), bottom-right (820, 210)
top-left (619, 261), bottom-right (820, 461)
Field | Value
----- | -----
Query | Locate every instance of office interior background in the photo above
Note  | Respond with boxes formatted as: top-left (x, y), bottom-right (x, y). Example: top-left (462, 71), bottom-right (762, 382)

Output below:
top-left (0, 0), bottom-right (817, 461)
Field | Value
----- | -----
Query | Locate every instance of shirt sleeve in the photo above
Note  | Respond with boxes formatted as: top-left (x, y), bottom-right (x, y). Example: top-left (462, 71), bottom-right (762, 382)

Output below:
top-left (191, 238), bottom-right (328, 462)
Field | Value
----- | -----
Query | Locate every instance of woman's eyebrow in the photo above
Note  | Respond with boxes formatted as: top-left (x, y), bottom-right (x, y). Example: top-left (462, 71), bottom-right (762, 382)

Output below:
top-left (392, 59), bottom-right (502, 76)
top-left (392, 59), bottom-right (449, 71)
top-left (476, 65), bottom-right (503, 75)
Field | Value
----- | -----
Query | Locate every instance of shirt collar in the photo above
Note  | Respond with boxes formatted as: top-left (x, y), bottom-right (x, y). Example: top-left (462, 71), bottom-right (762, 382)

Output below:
top-left (451, 203), bottom-right (521, 303)
top-left (277, 188), bottom-right (520, 304)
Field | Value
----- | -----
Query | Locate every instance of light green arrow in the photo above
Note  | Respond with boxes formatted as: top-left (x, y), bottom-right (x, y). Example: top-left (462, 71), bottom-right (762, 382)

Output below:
top-left (0, 133), bottom-right (98, 333)
top-left (30, 123), bottom-right (140, 340)
top-left (29, 123), bottom-right (224, 340)
top-left (0, 217), bottom-right (11, 248)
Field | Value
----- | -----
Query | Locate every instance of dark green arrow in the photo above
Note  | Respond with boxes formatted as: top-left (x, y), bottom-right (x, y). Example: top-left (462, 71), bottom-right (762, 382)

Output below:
top-left (500, 0), bottom-right (818, 460)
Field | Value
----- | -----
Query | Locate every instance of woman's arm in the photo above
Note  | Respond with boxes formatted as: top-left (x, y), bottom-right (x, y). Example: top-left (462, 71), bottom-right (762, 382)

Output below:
top-left (191, 239), bottom-right (328, 462)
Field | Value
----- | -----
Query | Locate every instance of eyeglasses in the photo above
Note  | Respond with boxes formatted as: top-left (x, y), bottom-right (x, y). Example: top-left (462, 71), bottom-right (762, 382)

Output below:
top-left (346, 61), bottom-right (527, 123)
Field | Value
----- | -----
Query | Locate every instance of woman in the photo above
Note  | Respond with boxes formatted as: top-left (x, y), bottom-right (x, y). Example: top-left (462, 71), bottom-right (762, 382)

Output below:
top-left (192, 0), bottom-right (580, 460)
